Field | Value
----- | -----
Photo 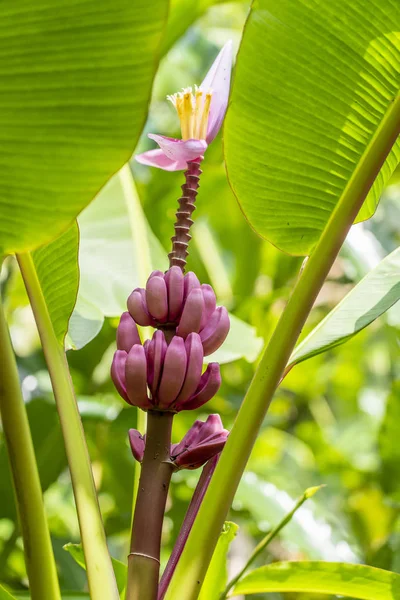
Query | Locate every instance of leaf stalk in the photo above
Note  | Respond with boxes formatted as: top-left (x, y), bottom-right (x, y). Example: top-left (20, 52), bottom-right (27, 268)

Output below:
top-left (17, 251), bottom-right (119, 600)
top-left (0, 290), bottom-right (61, 600)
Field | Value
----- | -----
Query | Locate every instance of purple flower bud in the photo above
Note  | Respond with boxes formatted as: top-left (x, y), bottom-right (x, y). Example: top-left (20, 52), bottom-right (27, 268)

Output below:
top-left (116, 312), bottom-right (141, 352)
top-left (170, 414), bottom-right (228, 470)
top-left (128, 415), bottom-right (229, 471)
top-left (128, 429), bottom-right (145, 462)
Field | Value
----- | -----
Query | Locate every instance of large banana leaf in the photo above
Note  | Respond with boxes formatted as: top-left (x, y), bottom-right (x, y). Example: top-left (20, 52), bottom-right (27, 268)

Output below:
top-left (0, 0), bottom-right (168, 256)
top-left (225, 0), bottom-right (400, 255)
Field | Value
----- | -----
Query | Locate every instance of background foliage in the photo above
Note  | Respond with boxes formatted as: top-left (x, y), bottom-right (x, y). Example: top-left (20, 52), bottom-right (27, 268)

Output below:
top-left (0, 1), bottom-right (399, 599)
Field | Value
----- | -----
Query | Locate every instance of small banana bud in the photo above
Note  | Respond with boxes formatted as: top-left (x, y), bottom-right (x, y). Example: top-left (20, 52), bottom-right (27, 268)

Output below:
top-left (158, 337), bottom-right (188, 409)
top-left (165, 266), bottom-right (184, 321)
top-left (183, 271), bottom-right (201, 300)
top-left (199, 284), bottom-right (217, 330)
top-left (177, 362), bottom-right (221, 411)
top-left (128, 429), bottom-right (145, 463)
top-left (116, 312), bottom-right (141, 352)
top-left (127, 288), bottom-right (152, 326)
top-left (146, 276), bottom-right (168, 322)
top-left (176, 288), bottom-right (204, 338)
top-left (146, 330), bottom-right (168, 396)
top-left (174, 333), bottom-right (204, 405)
top-left (125, 345), bottom-right (150, 410)
top-left (200, 306), bottom-right (230, 355)
top-left (111, 350), bottom-right (129, 403)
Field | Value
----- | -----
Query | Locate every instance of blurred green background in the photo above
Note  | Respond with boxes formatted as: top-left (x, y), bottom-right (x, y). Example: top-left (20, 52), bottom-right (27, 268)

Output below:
top-left (1, 2), bottom-right (400, 598)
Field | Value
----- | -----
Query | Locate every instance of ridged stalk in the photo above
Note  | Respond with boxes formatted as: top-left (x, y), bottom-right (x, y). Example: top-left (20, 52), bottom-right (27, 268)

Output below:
top-left (169, 159), bottom-right (202, 271)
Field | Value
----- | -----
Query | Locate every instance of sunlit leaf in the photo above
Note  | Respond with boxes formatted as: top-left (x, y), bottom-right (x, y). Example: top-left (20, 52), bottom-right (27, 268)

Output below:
top-left (236, 473), bottom-right (357, 561)
top-left (161, 0), bottom-right (240, 57)
top-left (231, 561), bottom-right (400, 599)
top-left (32, 224), bottom-right (79, 345)
top-left (0, 0), bottom-right (168, 255)
top-left (225, 0), bottom-right (400, 255)
top-left (289, 247), bottom-right (400, 366)
top-left (199, 521), bottom-right (238, 600)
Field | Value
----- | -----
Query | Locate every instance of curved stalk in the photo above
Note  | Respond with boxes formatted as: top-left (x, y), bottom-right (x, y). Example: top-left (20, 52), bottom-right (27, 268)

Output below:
top-left (164, 94), bottom-right (400, 600)
top-left (0, 295), bottom-right (61, 600)
top-left (17, 252), bottom-right (119, 600)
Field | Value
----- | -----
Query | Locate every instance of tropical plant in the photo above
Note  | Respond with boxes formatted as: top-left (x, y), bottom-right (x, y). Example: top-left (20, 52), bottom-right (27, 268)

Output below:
top-left (0, 1), bottom-right (399, 600)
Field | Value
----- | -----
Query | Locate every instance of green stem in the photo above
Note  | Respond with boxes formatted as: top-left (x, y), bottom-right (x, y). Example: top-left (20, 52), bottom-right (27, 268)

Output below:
top-left (164, 93), bottom-right (400, 600)
top-left (0, 295), bottom-right (61, 600)
top-left (17, 252), bottom-right (119, 600)
top-left (127, 411), bottom-right (174, 600)
top-left (221, 486), bottom-right (322, 598)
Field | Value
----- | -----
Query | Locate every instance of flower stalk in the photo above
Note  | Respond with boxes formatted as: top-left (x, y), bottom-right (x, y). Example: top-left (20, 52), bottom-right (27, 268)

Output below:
top-left (127, 410), bottom-right (174, 600)
top-left (169, 159), bottom-right (202, 270)
top-left (17, 252), bottom-right (119, 600)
